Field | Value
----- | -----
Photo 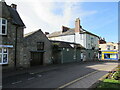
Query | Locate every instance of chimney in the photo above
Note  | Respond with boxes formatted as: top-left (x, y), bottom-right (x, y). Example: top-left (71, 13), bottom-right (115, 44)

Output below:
top-left (11, 4), bottom-right (17, 9)
top-left (45, 32), bottom-right (49, 35)
top-left (75, 18), bottom-right (80, 33)
top-left (1, 0), bottom-right (5, 2)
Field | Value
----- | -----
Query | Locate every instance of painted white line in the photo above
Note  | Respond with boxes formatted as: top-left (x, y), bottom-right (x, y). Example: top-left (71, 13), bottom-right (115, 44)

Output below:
top-left (38, 75), bottom-right (42, 77)
top-left (27, 77), bottom-right (35, 80)
top-left (29, 73), bottom-right (34, 75)
top-left (12, 81), bottom-right (22, 85)
top-left (58, 70), bottom-right (99, 89)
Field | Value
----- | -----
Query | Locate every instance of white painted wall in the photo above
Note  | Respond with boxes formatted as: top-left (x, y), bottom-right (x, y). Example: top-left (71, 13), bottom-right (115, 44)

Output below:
top-left (75, 32), bottom-right (86, 48)
top-left (49, 35), bottom-right (75, 43)
top-left (49, 33), bottom-right (99, 50)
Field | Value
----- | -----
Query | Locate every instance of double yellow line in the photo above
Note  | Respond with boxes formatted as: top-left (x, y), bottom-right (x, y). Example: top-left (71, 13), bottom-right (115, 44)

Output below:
top-left (55, 70), bottom-right (99, 89)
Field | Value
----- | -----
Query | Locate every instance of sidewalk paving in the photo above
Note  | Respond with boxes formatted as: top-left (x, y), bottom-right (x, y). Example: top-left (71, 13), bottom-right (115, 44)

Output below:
top-left (65, 70), bottom-right (108, 88)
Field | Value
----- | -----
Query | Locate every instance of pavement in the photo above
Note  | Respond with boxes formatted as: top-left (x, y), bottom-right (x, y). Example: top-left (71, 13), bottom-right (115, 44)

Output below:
top-left (2, 60), bottom-right (119, 89)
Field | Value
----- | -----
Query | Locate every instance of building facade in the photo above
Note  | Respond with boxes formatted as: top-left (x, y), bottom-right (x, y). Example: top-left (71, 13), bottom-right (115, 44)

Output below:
top-left (0, 1), bottom-right (25, 69)
top-left (99, 42), bottom-right (119, 60)
top-left (51, 40), bottom-right (85, 64)
top-left (23, 29), bottom-right (52, 67)
top-left (48, 18), bottom-right (99, 61)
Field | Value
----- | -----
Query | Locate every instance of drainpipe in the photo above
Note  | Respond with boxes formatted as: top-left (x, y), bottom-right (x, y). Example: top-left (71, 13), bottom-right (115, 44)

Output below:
top-left (74, 33), bottom-right (76, 61)
top-left (14, 26), bottom-right (18, 68)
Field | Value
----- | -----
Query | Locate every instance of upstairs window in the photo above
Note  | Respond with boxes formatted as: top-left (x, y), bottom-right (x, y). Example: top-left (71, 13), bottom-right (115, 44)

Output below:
top-left (37, 42), bottom-right (44, 50)
top-left (107, 45), bottom-right (110, 50)
top-left (114, 46), bottom-right (116, 49)
top-left (0, 18), bottom-right (7, 35)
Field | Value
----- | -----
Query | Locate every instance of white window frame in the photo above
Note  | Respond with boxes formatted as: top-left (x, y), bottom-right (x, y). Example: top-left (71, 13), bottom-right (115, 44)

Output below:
top-left (81, 34), bottom-right (84, 40)
top-left (0, 48), bottom-right (8, 65)
top-left (0, 18), bottom-right (7, 35)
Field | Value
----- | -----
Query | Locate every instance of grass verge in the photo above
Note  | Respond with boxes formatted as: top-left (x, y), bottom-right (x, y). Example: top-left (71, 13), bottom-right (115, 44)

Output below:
top-left (96, 79), bottom-right (120, 89)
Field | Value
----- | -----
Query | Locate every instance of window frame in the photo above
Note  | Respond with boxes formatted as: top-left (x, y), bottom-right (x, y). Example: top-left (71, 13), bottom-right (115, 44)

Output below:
top-left (80, 34), bottom-right (84, 40)
top-left (0, 48), bottom-right (8, 65)
top-left (37, 42), bottom-right (44, 51)
top-left (0, 18), bottom-right (7, 35)
top-left (107, 45), bottom-right (111, 50)
top-left (114, 46), bottom-right (116, 49)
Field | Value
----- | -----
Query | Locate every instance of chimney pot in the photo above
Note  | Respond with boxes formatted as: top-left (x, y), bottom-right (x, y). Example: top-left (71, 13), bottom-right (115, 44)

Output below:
top-left (1, 0), bottom-right (5, 2)
top-left (45, 32), bottom-right (49, 35)
top-left (11, 4), bottom-right (17, 9)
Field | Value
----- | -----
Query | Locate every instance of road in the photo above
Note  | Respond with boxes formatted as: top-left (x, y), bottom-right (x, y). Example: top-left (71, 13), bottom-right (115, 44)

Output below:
top-left (3, 61), bottom-right (119, 88)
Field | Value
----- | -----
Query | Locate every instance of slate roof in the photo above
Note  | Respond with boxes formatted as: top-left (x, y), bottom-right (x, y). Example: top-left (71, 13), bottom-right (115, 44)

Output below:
top-left (0, 1), bottom-right (25, 27)
top-left (50, 40), bottom-right (85, 49)
top-left (24, 29), bottom-right (40, 37)
top-left (47, 28), bottom-right (75, 38)
top-left (7, 5), bottom-right (25, 27)
top-left (47, 27), bottom-right (99, 38)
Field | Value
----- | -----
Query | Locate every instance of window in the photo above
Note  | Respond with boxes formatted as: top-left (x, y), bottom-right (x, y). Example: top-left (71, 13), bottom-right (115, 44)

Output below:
top-left (37, 42), bottom-right (44, 50)
top-left (114, 46), bottom-right (116, 49)
top-left (0, 18), bottom-right (7, 35)
top-left (107, 45), bottom-right (110, 50)
top-left (88, 43), bottom-right (90, 49)
top-left (0, 48), bottom-right (8, 64)
top-left (88, 35), bottom-right (90, 40)
top-left (89, 53), bottom-right (90, 57)
top-left (80, 34), bottom-right (83, 40)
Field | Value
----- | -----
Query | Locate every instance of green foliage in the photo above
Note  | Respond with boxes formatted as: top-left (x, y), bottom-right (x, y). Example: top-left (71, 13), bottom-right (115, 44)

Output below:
top-left (96, 79), bottom-right (120, 89)
top-left (112, 71), bottom-right (120, 80)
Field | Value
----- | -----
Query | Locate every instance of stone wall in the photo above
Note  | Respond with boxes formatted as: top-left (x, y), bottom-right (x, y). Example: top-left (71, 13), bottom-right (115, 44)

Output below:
top-left (1, 2), bottom-right (24, 69)
top-left (23, 30), bottom-right (52, 67)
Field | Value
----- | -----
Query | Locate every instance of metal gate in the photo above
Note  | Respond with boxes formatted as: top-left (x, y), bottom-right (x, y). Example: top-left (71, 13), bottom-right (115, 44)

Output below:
top-left (30, 52), bottom-right (43, 66)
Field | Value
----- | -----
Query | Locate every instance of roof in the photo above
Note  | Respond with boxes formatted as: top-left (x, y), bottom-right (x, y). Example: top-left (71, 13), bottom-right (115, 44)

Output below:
top-left (24, 29), bottom-right (40, 37)
top-left (47, 28), bottom-right (75, 38)
top-left (82, 29), bottom-right (100, 38)
top-left (50, 40), bottom-right (85, 49)
top-left (0, 1), bottom-right (25, 27)
top-left (47, 27), bottom-right (99, 38)
top-left (7, 5), bottom-right (25, 27)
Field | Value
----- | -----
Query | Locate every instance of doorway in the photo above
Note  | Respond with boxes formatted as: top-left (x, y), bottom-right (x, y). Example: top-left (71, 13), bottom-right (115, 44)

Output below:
top-left (30, 52), bottom-right (43, 66)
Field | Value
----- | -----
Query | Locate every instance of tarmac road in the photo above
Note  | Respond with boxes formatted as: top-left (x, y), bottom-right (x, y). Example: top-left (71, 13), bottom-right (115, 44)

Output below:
top-left (3, 60), bottom-right (119, 88)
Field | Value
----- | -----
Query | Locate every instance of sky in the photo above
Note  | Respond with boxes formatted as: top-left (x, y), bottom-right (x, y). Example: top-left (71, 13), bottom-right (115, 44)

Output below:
top-left (6, 0), bottom-right (118, 43)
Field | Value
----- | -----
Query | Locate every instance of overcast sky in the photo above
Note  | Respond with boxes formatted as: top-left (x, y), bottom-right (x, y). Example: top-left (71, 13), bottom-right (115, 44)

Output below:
top-left (6, 0), bottom-right (118, 43)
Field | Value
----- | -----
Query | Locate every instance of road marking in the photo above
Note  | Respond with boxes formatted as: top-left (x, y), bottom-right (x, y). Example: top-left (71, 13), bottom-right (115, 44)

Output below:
top-left (38, 75), bottom-right (42, 77)
top-left (57, 70), bottom-right (99, 89)
top-left (27, 77), bottom-right (35, 80)
top-left (12, 81), bottom-right (22, 85)
top-left (29, 73), bottom-right (34, 75)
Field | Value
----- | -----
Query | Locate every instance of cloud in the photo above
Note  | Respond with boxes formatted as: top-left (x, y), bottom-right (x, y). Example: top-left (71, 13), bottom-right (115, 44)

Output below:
top-left (6, 0), bottom-right (97, 34)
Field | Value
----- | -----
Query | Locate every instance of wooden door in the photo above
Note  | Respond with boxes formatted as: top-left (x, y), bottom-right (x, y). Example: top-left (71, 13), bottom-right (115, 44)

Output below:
top-left (30, 52), bottom-right (43, 66)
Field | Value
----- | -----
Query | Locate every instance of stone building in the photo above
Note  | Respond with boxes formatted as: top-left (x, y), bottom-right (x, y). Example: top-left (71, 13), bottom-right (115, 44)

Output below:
top-left (23, 29), bottom-right (52, 67)
top-left (0, 1), bottom-right (25, 69)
